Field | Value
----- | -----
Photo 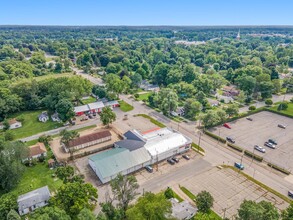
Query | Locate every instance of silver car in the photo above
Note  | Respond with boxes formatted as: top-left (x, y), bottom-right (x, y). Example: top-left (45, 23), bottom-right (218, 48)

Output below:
top-left (254, 145), bottom-right (266, 153)
top-left (264, 142), bottom-right (276, 149)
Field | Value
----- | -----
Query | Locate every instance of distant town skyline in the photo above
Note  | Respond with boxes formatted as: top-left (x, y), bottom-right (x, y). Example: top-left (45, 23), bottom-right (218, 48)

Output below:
top-left (1, 0), bottom-right (293, 25)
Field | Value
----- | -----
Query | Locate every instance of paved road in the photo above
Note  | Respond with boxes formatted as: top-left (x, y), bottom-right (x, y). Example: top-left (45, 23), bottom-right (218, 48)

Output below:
top-left (21, 67), bottom-right (293, 201)
top-left (71, 67), bottom-right (105, 86)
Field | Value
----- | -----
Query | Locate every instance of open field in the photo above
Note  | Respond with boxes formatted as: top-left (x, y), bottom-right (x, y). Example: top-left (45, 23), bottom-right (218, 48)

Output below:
top-left (181, 167), bottom-right (289, 219)
top-left (8, 110), bottom-right (63, 139)
top-left (209, 111), bottom-right (293, 171)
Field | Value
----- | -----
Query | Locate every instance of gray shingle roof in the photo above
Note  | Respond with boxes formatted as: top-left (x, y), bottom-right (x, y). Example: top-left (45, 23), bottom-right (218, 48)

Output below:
top-left (115, 139), bottom-right (145, 151)
top-left (17, 186), bottom-right (51, 210)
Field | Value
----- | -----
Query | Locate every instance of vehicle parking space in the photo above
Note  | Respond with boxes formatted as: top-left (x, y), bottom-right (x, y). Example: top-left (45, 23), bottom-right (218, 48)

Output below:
top-left (182, 167), bottom-right (289, 219)
top-left (209, 111), bottom-right (293, 171)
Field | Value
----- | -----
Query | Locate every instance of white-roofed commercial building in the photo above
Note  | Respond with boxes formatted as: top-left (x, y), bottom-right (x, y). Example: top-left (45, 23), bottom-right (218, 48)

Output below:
top-left (88, 101), bottom-right (105, 113)
top-left (88, 127), bottom-right (191, 183)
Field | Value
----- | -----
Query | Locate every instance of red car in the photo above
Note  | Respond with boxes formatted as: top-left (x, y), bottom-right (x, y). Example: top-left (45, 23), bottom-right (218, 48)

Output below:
top-left (223, 123), bottom-right (231, 129)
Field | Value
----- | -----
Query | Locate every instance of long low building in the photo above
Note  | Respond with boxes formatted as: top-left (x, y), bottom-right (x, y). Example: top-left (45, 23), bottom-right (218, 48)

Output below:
top-left (63, 130), bottom-right (112, 153)
top-left (74, 100), bottom-right (120, 116)
top-left (89, 127), bottom-right (192, 183)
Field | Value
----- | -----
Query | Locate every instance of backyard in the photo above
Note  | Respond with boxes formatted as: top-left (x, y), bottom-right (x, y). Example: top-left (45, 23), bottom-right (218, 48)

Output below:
top-left (137, 92), bottom-right (152, 101)
top-left (8, 110), bottom-right (63, 139)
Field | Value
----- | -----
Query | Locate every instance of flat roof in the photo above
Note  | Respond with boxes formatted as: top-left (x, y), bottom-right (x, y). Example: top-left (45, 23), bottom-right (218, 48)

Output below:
top-left (87, 101), bottom-right (104, 110)
top-left (74, 105), bottom-right (90, 113)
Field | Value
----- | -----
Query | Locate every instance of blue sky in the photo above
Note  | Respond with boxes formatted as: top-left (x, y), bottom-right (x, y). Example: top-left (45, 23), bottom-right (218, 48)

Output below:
top-left (1, 0), bottom-right (292, 25)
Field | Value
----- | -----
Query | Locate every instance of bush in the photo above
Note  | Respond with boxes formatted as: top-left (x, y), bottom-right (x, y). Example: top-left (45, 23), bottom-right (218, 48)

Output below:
top-left (290, 98), bottom-right (293, 103)
top-left (195, 191), bottom-right (214, 213)
top-left (203, 130), bottom-right (226, 143)
top-left (4, 130), bottom-right (15, 141)
top-left (244, 150), bottom-right (263, 162)
top-left (265, 99), bottom-right (273, 106)
top-left (134, 93), bottom-right (139, 99)
top-left (248, 106), bottom-right (256, 111)
top-left (164, 187), bottom-right (174, 199)
top-left (278, 102), bottom-right (288, 111)
top-left (227, 143), bottom-right (243, 152)
top-left (16, 115), bottom-right (25, 123)
top-left (267, 163), bottom-right (290, 175)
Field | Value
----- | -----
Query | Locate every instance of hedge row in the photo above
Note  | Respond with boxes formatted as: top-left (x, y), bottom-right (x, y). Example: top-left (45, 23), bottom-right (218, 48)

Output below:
top-left (227, 142), bottom-right (243, 153)
top-left (266, 108), bottom-right (293, 119)
top-left (244, 150), bottom-right (263, 162)
top-left (203, 130), bottom-right (226, 143)
top-left (268, 163), bottom-right (291, 175)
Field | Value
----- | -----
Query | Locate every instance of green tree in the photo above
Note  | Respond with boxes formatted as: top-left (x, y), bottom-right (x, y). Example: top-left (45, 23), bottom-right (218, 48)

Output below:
top-left (0, 142), bottom-right (28, 191)
top-left (0, 193), bottom-right (17, 219)
top-left (195, 191), bottom-right (214, 213)
top-left (282, 202), bottom-right (293, 220)
top-left (60, 129), bottom-right (79, 148)
top-left (4, 130), bottom-right (15, 141)
top-left (100, 106), bottom-right (116, 127)
top-left (110, 174), bottom-right (139, 213)
top-left (153, 63), bottom-right (170, 85)
top-left (0, 88), bottom-right (21, 121)
top-left (237, 200), bottom-right (279, 220)
top-left (55, 62), bottom-right (63, 73)
top-left (38, 135), bottom-right (53, 146)
top-left (55, 99), bottom-right (74, 122)
top-left (200, 109), bottom-right (227, 128)
top-left (164, 187), bottom-right (174, 199)
top-left (50, 182), bottom-right (98, 218)
top-left (155, 88), bottom-right (178, 116)
top-left (265, 99), bottom-right (273, 106)
top-left (6, 209), bottom-right (20, 220)
top-left (77, 208), bottom-right (96, 220)
top-left (225, 104), bottom-right (239, 117)
top-left (126, 192), bottom-right (172, 220)
top-left (184, 99), bottom-right (202, 119)
top-left (278, 102), bottom-right (288, 111)
top-left (98, 202), bottom-right (123, 220)
top-left (30, 206), bottom-right (71, 220)
top-left (235, 75), bottom-right (256, 96)
top-left (2, 119), bottom-right (10, 131)
top-left (105, 74), bottom-right (124, 98)
top-left (56, 166), bottom-right (75, 183)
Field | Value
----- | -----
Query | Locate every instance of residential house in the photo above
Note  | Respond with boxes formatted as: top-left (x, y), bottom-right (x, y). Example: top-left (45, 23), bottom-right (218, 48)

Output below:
top-left (0, 118), bottom-right (22, 130)
top-left (51, 112), bottom-right (60, 122)
top-left (139, 80), bottom-right (160, 92)
top-left (17, 186), bottom-right (51, 215)
top-left (24, 142), bottom-right (47, 161)
top-left (171, 107), bottom-right (185, 117)
top-left (63, 130), bottom-right (112, 153)
top-left (207, 98), bottom-right (220, 107)
top-left (170, 198), bottom-right (197, 220)
top-left (222, 86), bottom-right (240, 97)
top-left (38, 112), bottom-right (49, 123)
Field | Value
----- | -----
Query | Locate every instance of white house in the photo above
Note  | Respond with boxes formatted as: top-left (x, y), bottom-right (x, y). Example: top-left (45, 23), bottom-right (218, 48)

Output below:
top-left (51, 112), bottom-right (60, 122)
top-left (18, 186), bottom-right (51, 215)
top-left (38, 112), bottom-right (49, 123)
top-left (0, 118), bottom-right (22, 130)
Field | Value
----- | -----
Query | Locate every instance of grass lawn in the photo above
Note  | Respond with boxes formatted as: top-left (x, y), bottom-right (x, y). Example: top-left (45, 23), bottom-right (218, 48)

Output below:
top-left (270, 102), bottom-right (293, 117)
top-left (137, 92), bottom-right (152, 101)
top-left (10, 163), bottom-right (63, 196)
top-left (9, 110), bottom-right (63, 139)
top-left (33, 72), bottom-right (73, 81)
top-left (81, 96), bottom-right (97, 104)
top-left (118, 100), bottom-right (134, 112)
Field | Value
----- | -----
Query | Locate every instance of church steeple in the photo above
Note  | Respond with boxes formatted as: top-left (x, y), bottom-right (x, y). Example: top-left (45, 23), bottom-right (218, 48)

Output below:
top-left (236, 29), bottom-right (240, 40)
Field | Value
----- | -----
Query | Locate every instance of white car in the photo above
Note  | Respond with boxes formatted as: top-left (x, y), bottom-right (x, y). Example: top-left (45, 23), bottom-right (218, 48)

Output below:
top-left (264, 142), bottom-right (276, 149)
top-left (254, 145), bottom-right (266, 153)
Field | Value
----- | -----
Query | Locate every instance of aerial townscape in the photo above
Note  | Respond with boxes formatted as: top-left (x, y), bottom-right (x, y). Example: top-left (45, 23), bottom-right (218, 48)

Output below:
top-left (0, 1), bottom-right (293, 220)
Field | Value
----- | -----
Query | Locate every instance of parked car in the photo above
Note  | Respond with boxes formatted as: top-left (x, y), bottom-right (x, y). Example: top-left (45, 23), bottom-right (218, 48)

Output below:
top-left (88, 114), bottom-right (93, 119)
top-left (172, 157), bottom-right (179, 163)
top-left (223, 123), bottom-right (231, 129)
top-left (278, 124), bottom-right (286, 129)
top-left (264, 142), bottom-right (276, 149)
top-left (268, 139), bottom-right (278, 145)
top-left (234, 162), bottom-right (244, 170)
top-left (93, 113), bottom-right (97, 116)
top-left (226, 137), bottom-right (235, 143)
top-left (145, 165), bottom-right (153, 173)
top-left (246, 117), bottom-right (253, 121)
top-left (254, 145), bottom-right (266, 153)
top-left (288, 190), bottom-right (293, 198)
top-left (167, 158), bottom-right (176, 165)
top-left (182, 155), bottom-right (190, 160)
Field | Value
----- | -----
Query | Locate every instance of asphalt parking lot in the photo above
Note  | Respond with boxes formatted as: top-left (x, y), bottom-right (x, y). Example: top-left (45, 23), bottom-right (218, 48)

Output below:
top-left (182, 167), bottom-right (289, 219)
top-left (209, 111), bottom-right (293, 171)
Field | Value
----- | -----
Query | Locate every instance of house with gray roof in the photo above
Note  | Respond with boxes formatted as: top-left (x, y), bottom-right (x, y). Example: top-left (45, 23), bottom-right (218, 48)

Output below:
top-left (38, 112), bottom-right (49, 123)
top-left (17, 186), bottom-right (51, 215)
top-left (170, 198), bottom-right (197, 220)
